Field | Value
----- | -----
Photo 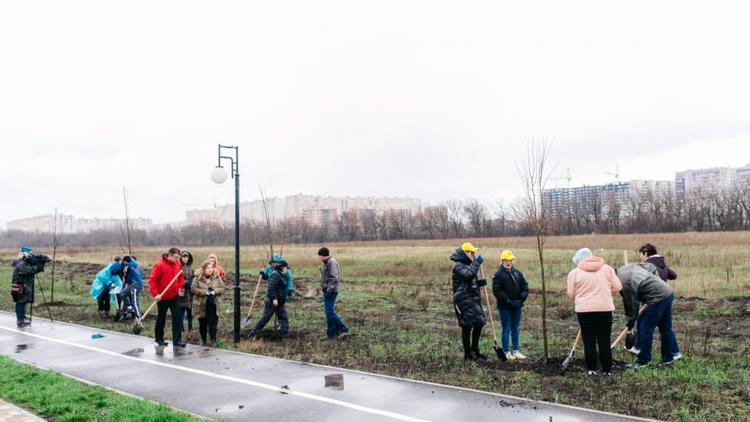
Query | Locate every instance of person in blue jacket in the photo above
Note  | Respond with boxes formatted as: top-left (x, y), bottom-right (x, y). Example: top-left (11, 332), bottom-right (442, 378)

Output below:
top-left (245, 260), bottom-right (290, 339)
top-left (117, 255), bottom-right (143, 320)
top-left (261, 254), bottom-right (294, 298)
top-left (90, 258), bottom-right (124, 319)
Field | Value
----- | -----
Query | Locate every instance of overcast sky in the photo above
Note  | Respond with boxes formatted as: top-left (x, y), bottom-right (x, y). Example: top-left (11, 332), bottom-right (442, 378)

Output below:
top-left (2, 1), bottom-right (749, 228)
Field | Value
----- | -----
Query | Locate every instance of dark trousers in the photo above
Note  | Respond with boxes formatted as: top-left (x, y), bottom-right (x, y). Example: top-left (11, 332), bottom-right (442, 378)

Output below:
top-left (179, 306), bottom-right (193, 331)
top-left (636, 294), bottom-right (680, 364)
top-left (577, 311), bottom-right (613, 373)
top-left (15, 303), bottom-right (26, 322)
top-left (198, 301), bottom-right (218, 343)
top-left (251, 299), bottom-right (289, 335)
top-left (323, 291), bottom-right (348, 337)
top-left (461, 325), bottom-right (483, 356)
top-left (155, 298), bottom-right (182, 345)
top-left (97, 288), bottom-right (111, 312)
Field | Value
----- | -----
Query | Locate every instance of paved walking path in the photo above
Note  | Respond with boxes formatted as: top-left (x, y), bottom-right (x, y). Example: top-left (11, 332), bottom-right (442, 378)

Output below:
top-left (0, 312), bottom-right (653, 422)
top-left (0, 400), bottom-right (45, 422)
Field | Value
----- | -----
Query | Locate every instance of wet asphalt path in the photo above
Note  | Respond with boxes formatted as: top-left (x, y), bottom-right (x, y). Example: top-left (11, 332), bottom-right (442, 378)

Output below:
top-left (0, 312), bottom-right (653, 422)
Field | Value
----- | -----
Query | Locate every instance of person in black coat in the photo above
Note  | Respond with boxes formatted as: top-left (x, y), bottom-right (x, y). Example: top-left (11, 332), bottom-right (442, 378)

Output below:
top-left (451, 243), bottom-right (487, 361)
top-left (492, 250), bottom-right (529, 360)
top-left (11, 247), bottom-right (49, 327)
top-left (245, 260), bottom-right (290, 339)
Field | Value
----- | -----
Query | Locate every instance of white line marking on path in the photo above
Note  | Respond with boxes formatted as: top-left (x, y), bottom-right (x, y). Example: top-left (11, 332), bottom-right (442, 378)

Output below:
top-left (0, 325), bottom-right (429, 422)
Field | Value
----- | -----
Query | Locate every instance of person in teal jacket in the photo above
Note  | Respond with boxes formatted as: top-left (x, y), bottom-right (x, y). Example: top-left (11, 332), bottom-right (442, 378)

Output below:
top-left (261, 254), bottom-right (294, 298)
top-left (90, 259), bottom-right (124, 318)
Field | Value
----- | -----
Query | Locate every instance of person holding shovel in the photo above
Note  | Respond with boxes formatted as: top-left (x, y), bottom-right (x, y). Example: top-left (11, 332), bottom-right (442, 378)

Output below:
top-left (451, 242), bottom-right (487, 361)
top-left (90, 257), bottom-right (123, 319)
top-left (616, 263), bottom-right (681, 368)
top-left (567, 248), bottom-right (622, 377)
top-left (148, 247), bottom-right (186, 349)
top-left (191, 261), bottom-right (226, 346)
top-left (492, 249), bottom-right (529, 360)
top-left (245, 260), bottom-right (290, 339)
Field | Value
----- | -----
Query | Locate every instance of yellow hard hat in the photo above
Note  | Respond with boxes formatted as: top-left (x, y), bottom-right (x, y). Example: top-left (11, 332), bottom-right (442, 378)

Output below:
top-left (461, 242), bottom-right (479, 253)
top-left (500, 249), bottom-right (516, 261)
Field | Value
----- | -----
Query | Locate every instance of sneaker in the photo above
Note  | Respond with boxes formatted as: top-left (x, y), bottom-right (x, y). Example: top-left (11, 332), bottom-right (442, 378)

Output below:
top-left (512, 351), bottom-right (527, 360)
top-left (320, 336), bottom-right (335, 341)
top-left (505, 351), bottom-right (515, 360)
top-left (625, 346), bottom-right (641, 355)
top-left (16, 321), bottom-right (30, 328)
top-left (587, 370), bottom-right (598, 378)
top-left (602, 372), bottom-right (613, 377)
top-left (173, 342), bottom-right (187, 348)
top-left (155, 341), bottom-right (168, 347)
top-left (337, 331), bottom-right (351, 339)
top-left (658, 359), bottom-right (674, 367)
top-left (672, 353), bottom-right (683, 362)
top-left (626, 362), bottom-right (648, 370)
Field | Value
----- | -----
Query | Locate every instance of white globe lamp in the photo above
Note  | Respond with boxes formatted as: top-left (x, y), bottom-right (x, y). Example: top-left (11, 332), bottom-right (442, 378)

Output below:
top-left (211, 166), bottom-right (228, 184)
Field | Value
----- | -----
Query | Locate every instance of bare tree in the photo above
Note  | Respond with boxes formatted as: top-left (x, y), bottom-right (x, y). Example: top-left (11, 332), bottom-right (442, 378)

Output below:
top-left (49, 207), bottom-right (64, 303)
top-left (259, 186), bottom-right (274, 258)
top-left (123, 186), bottom-right (133, 255)
top-left (515, 137), bottom-right (556, 363)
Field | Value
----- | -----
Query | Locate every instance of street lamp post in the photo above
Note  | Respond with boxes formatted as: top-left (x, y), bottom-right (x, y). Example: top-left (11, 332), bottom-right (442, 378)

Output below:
top-left (211, 144), bottom-right (241, 343)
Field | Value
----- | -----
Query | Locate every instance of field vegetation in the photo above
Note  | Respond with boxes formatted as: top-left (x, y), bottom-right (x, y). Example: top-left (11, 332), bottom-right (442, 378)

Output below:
top-left (1, 231), bottom-right (749, 421)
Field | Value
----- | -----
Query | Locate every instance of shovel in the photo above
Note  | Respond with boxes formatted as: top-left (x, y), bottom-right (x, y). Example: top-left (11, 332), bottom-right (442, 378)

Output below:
top-left (243, 274), bottom-right (264, 327)
top-left (132, 270), bottom-right (183, 335)
top-left (480, 266), bottom-right (507, 362)
top-left (611, 304), bottom-right (648, 350)
top-left (560, 330), bottom-right (582, 374)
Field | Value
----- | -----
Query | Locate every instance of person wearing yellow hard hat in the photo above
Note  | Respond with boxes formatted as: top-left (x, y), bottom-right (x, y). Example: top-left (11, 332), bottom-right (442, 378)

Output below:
top-left (492, 249), bottom-right (529, 360)
top-left (450, 242), bottom-right (487, 361)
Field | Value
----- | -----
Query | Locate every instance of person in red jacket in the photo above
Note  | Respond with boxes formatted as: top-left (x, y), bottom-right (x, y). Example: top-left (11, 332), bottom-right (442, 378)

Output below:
top-left (148, 247), bottom-right (186, 349)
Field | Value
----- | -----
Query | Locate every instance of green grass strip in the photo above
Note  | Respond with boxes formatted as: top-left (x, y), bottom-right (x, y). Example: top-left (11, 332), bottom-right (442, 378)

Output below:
top-left (0, 355), bottom-right (205, 422)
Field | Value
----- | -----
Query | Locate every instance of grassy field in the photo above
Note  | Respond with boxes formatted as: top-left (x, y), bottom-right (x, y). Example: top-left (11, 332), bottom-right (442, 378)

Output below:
top-left (0, 355), bottom-right (202, 422)
top-left (1, 231), bottom-right (749, 421)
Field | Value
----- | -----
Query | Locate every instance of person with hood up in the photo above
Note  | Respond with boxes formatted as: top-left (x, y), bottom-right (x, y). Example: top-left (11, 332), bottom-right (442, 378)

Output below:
top-left (617, 263), bottom-right (681, 368)
top-left (178, 251), bottom-right (195, 335)
top-left (191, 260), bottom-right (226, 346)
top-left (261, 254), bottom-right (294, 298)
top-left (207, 253), bottom-right (226, 281)
top-left (11, 246), bottom-right (47, 327)
top-left (119, 255), bottom-right (143, 320)
top-left (245, 259), bottom-right (290, 339)
top-left (149, 247), bottom-right (186, 349)
top-left (567, 248), bottom-right (622, 377)
top-left (90, 257), bottom-right (124, 319)
top-left (451, 242), bottom-right (487, 361)
top-left (492, 249), bottom-right (529, 360)
top-left (638, 243), bottom-right (677, 282)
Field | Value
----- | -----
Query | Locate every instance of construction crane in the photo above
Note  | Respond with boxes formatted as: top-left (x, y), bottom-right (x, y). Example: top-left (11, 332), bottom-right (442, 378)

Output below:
top-left (604, 164), bottom-right (621, 184)
top-left (551, 168), bottom-right (573, 188)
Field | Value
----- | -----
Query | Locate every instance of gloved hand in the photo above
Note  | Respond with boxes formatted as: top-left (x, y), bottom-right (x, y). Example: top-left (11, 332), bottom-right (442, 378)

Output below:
top-left (475, 255), bottom-right (484, 265)
top-left (477, 279), bottom-right (487, 287)
top-left (259, 271), bottom-right (269, 280)
top-left (626, 319), bottom-right (635, 330)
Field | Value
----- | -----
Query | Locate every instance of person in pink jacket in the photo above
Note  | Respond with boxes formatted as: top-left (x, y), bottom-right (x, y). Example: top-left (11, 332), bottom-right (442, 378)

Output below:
top-left (567, 248), bottom-right (622, 377)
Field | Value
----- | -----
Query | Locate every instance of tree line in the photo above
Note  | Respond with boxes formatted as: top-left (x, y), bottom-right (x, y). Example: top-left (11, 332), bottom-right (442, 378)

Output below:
top-left (1, 184), bottom-right (748, 249)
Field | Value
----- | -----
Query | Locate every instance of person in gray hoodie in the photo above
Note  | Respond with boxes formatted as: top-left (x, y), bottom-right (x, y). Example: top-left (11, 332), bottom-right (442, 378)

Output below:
top-left (617, 263), bottom-right (681, 368)
top-left (318, 247), bottom-right (350, 340)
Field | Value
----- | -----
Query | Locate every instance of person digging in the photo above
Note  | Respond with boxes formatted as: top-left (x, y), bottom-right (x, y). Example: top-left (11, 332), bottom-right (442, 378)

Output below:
top-left (244, 260), bottom-right (290, 340)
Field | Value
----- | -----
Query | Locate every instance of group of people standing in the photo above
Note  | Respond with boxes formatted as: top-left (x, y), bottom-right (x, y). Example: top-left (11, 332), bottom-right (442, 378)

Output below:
top-left (451, 241), bottom-right (681, 375)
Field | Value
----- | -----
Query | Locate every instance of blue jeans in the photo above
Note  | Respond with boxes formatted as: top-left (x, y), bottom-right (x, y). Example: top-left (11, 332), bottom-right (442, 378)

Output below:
top-left (499, 307), bottom-right (522, 352)
top-left (323, 291), bottom-right (348, 338)
top-left (15, 303), bottom-right (26, 322)
top-left (636, 293), bottom-right (680, 364)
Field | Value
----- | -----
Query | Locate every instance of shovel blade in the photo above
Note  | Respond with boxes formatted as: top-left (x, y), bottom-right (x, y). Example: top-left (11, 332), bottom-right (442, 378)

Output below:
top-left (132, 321), bottom-right (143, 335)
top-left (560, 351), bottom-right (575, 373)
top-left (493, 344), bottom-right (507, 362)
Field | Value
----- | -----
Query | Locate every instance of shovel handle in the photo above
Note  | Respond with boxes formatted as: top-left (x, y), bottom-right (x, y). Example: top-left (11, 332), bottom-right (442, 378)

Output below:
top-left (571, 330), bottom-right (582, 352)
top-left (479, 266), bottom-right (500, 344)
top-left (243, 274), bottom-right (263, 324)
top-left (611, 304), bottom-right (648, 349)
top-left (137, 270), bottom-right (183, 323)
